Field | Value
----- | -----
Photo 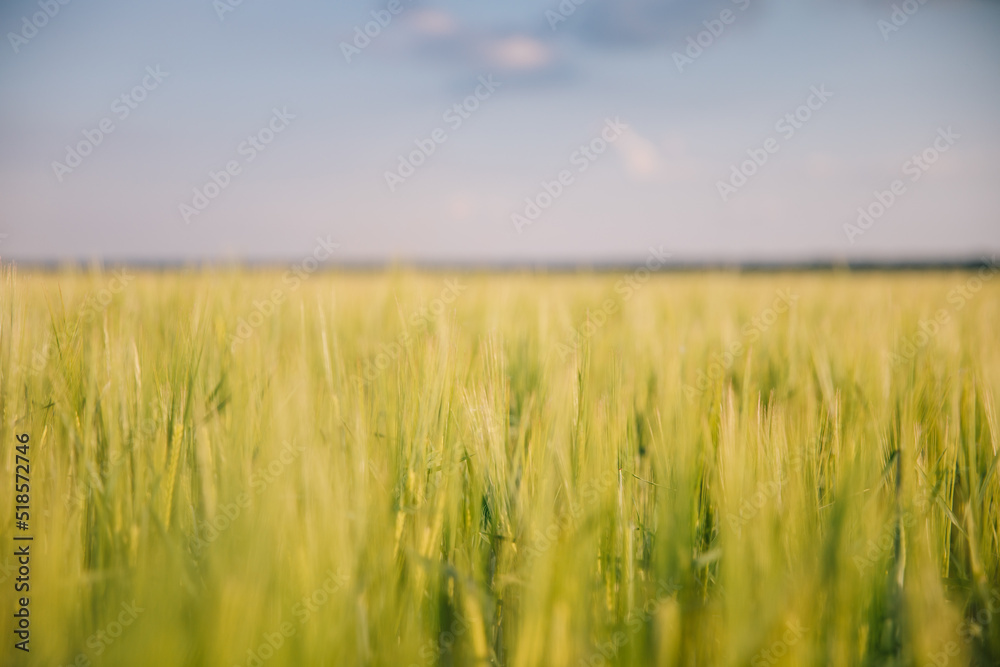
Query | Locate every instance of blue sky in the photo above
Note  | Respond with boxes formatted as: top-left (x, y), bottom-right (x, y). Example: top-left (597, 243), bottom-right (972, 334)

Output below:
top-left (1, 0), bottom-right (998, 263)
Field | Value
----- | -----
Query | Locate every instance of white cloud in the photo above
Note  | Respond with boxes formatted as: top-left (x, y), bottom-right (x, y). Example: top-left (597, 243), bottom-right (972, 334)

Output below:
top-left (408, 9), bottom-right (457, 36)
top-left (483, 35), bottom-right (552, 71)
top-left (614, 129), bottom-right (663, 180)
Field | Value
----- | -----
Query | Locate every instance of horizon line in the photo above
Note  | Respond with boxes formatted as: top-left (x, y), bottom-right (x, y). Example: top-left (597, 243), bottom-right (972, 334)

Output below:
top-left (2, 256), bottom-right (997, 273)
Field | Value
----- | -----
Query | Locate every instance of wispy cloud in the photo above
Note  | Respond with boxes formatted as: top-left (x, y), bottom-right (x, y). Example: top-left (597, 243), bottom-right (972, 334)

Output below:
top-left (614, 129), bottom-right (663, 180)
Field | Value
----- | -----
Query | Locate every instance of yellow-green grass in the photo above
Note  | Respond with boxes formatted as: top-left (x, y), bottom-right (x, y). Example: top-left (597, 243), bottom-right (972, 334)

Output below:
top-left (1, 266), bottom-right (998, 667)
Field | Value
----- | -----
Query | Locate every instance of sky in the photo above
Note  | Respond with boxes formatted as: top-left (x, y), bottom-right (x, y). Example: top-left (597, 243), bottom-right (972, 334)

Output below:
top-left (1, 0), bottom-right (998, 264)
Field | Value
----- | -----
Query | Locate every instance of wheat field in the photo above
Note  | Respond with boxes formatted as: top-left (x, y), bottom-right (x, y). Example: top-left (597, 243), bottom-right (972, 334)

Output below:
top-left (1, 266), bottom-right (998, 667)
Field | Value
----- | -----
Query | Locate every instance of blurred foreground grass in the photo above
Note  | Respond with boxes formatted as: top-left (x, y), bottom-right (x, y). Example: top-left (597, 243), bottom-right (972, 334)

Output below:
top-left (1, 266), bottom-right (999, 666)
